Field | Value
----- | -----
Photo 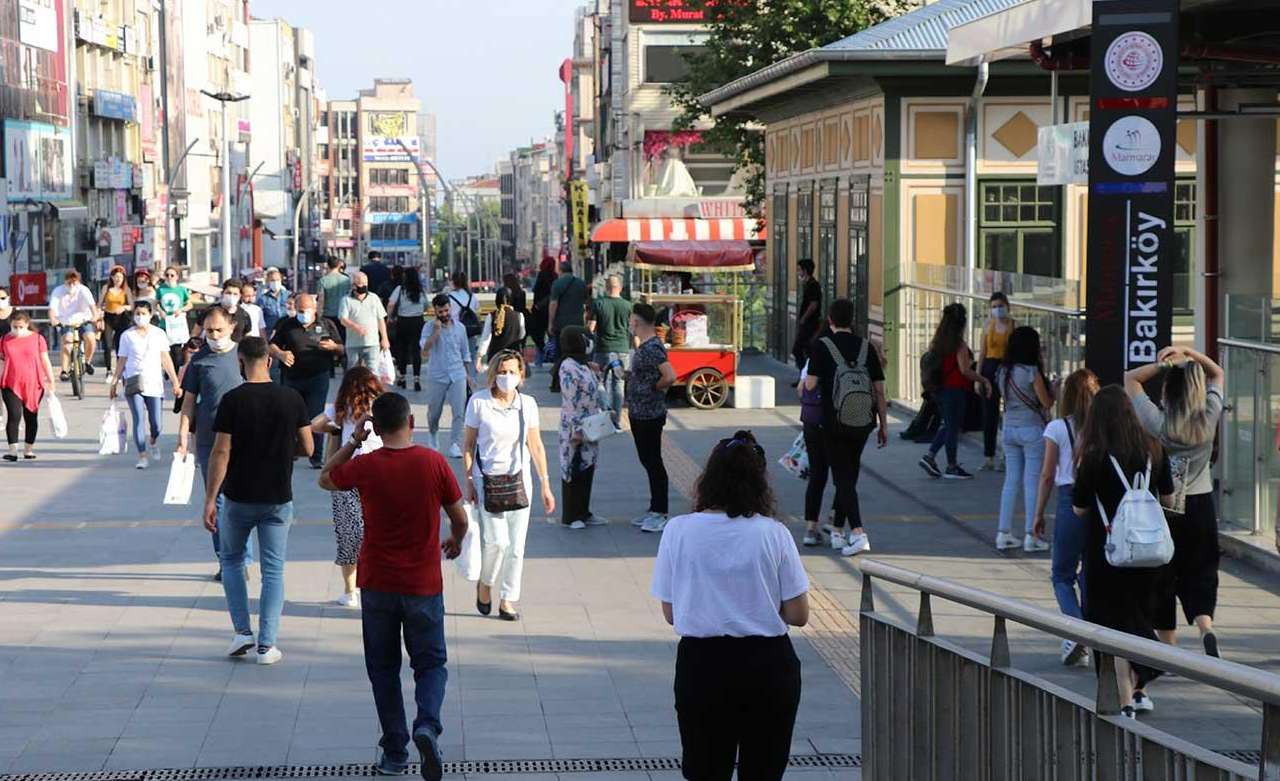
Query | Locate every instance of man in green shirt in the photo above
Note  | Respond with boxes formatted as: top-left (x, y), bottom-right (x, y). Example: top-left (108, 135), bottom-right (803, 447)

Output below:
top-left (588, 275), bottom-right (632, 427)
top-left (548, 260), bottom-right (587, 337)
top-left (317, 256), bottom-right (352, 339)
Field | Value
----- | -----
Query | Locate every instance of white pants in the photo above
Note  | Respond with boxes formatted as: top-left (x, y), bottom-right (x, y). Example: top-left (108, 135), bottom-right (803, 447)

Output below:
top-left (478, 503), bottom-right (531, 602)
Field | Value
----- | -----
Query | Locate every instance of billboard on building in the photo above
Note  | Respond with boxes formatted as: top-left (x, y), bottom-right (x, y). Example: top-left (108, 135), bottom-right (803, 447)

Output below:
top-left (363, 136), bottom-right (420, 162)
top-left (4, 120), bottom-right (73, 201)
top-left (18, 0), bottom-right (59, 52)
top-left (628, 0), bottom-right (717, 23)
top-left (2, 0), bottom-right (70, 125)
top-left (162, 0), bottom-right (187, 191)
top-left (368, 113), bottom-right (407, 136)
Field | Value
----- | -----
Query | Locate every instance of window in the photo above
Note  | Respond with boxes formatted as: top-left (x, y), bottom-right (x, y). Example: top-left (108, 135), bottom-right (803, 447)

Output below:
top-left (1172, 180), bottom-right (1196, 315)
top-left (796, 183), bottom-right (813, 264)
top-left (849, 175), bottom-right (871, 334)
top-left (818, 180), bottom-right (837, 311)
top-left (644, 45), bottom-right (705, 84)
top-left (978, 181), bottom-right (1061, 278)
top-left (772, 185), bottom-right (789, 360)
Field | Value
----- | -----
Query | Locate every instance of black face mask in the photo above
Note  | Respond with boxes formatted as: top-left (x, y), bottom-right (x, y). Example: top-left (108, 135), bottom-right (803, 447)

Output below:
top-left (353, 286), bottom-right (368, 296)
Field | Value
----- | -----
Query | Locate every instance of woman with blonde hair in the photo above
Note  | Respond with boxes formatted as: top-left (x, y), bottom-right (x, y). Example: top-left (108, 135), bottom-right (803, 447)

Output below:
top-left (475, 287), bottom-right (525, 373)
top-left (462, 349), bottom-right (555, 620)
top-left (310, 366), bottom-right (384, 607)
top-left (1034, 367), bottom-right (1099, 666)
top-left (1125, 346), bottom-right (1225, 659)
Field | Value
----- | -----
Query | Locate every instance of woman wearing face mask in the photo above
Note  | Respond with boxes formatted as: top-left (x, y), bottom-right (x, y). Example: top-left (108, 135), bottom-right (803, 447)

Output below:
top-left (552, 326), bottom-right (604, 529)
top-left (110, 300), bottom-right (182, 469)
top-left (0, 286), bottom-right (16, 340)
top-left (98, 266), bottom-right (133, 372)
top-left (462, 350), bottom-right (556, 620)
top-left (475, 287), bottom-right (525, 374)
top-left (133, 270), bottom-right (158, 311)
top-left (0, 311), bottom-right (57, 461)
top-left (977, 292), bottom-right (1015, 471)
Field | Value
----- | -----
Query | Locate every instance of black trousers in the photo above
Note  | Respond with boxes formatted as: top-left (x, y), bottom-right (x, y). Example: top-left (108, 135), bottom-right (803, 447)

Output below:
top-left (822, 425), bottom-right (874, 531)
top-left (393, 317), bottom-right (424, 378)
top-left (101, 311), bottom-right (132, 372)
top-left (3, 387), bottom-right (39, 445)
top-left (560, 457), bottom-right (596, 525)
top-left (803, 423), bottom-right (847, 527)
top-left (979, 358), bottom-right (1002, 458)
top-left (675, 635), bottom-right (801, 781)
top-left (1155, 492), bottom-right (1220, 629)
top-left (630, 414), bottom-right (669, 514)
top-left (791, 324), bottom-right (816, 371)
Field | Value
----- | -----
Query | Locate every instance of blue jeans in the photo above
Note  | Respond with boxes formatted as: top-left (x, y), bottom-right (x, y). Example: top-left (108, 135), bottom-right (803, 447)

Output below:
top-left (595, 351), bottom-right (628, 429)
top-left (283, 372), bottom-right (330, 463)
top-left (928, 388), bottom-right (967, 465)
top-left (426, 377), bottom-right (467, 448)
top-left (347, 344), bottom-right (380, 369)
top-left (218, 500), bottom-right (293, 648)
top-left (362, 590), bottom-right (448, 762)
top-left (1051, 485), bottom-right (1087, 619)
top-left (126, 393), bottom-right (163, 454)
top-left (197, 445), bottom-right (252, 564)
top-left (998, 424), bottom-right (1046, 534)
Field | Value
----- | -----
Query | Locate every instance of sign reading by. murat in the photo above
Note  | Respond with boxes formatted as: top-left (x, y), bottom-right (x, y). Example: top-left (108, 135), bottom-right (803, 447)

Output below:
top-left (1085, 0), bottom-right (1179, 384)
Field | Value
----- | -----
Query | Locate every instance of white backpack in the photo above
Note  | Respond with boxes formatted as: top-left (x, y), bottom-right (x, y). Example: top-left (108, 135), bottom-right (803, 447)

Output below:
top-left (1096, 456), bottom-right (1175, 568)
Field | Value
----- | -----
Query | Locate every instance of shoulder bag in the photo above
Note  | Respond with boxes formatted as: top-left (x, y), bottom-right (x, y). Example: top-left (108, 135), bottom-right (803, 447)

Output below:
top-left (1005, 366), bottom-right (1049, 426)
top-left (477, 397), bottom-right (530, 513)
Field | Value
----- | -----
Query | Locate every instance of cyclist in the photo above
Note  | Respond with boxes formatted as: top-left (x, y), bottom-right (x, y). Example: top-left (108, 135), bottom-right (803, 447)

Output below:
top-left (48, 270), bottom-right (101, 380)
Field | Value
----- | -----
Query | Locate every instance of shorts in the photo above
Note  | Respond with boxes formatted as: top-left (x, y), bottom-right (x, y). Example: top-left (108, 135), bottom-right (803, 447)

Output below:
top-left (59, 322), bottom-right (97, 341)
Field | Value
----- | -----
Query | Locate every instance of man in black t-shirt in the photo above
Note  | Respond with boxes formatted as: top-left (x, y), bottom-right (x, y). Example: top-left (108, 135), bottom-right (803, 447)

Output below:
top-left (202, 336), bottom-right (313, 665)
top-left (792, 259), bottom-right (823, 385)
top-left (804, 298), bottom-right (887, 559)
top-left (269, 293), bottom-right (345, 466)
top-left (194, 278), bottom-right (253, 343)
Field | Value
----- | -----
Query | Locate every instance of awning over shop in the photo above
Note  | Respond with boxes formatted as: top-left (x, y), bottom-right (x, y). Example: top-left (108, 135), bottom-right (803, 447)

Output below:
top-left (49, 200), bottom-right (88, 220)
top-left (629, 241), bottom-right (758, 271)
top-left (945, 0), bottom-right (1090, 65)
top-left (591, 217), bottom-right (765, 243)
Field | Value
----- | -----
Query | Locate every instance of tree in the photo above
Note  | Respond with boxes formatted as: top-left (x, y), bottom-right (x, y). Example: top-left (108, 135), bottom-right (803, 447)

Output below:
top-left (669, 0), bottom-right (905, 215)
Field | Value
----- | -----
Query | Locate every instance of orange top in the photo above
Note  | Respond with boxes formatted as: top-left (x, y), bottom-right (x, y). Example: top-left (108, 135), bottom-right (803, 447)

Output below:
top-left (103, 286), bottom-right (129, 315)
top-left (985, 322), bottom-right (1011, 360)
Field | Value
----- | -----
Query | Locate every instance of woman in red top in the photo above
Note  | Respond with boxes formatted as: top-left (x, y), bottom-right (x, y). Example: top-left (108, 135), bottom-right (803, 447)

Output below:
top-left (919, 303), bottom-right (991, 480)
top-left (0, 311), bottom-right (57, 461)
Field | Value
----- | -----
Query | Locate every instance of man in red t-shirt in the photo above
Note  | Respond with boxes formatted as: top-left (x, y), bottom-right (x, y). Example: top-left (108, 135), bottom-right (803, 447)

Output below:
top-left (320, 392), bottom-right (466, 781)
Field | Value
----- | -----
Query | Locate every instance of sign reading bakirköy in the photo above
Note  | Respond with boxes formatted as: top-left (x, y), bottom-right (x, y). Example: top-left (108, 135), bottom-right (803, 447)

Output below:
top-left (1085, 0), bottom-right (1179, 384)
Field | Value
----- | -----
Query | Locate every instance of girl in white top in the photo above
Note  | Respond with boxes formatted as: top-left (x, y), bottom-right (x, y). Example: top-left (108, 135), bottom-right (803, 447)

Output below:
top-left (462, 349), bottom-right (555, 621)
top-left (310, 366), bottom-right (384, 607)
top-left (1033, 368), bottom-right (1099, 667)
top-left (108, 300), bottom-right (181, 469)
top-left (651, 430), bottom-right (809, 781)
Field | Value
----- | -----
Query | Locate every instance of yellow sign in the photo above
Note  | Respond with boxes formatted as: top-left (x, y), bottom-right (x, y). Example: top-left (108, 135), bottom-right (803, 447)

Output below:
top-left (369, 112), bottom-right (406, 136)
top-left (569, 180), bottom-right (590, 258)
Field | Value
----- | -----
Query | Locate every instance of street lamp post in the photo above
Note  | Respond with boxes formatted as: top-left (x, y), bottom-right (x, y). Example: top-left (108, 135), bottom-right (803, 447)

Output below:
top-left (201, 90), bottom-right (250, 282)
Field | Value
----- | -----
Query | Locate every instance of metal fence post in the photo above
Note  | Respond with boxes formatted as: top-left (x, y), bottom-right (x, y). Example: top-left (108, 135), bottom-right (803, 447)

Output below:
top-left (1262, 701), bottom-right (1280, 781)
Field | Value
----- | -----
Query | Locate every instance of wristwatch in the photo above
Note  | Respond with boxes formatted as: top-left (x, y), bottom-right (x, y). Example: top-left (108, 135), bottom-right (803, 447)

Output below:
top-left (347, 435), bottom-right (362, 448)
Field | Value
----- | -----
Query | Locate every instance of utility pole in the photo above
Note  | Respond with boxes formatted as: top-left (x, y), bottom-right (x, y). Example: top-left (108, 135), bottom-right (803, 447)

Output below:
top-left (201, 90), bottom-right (250, 282)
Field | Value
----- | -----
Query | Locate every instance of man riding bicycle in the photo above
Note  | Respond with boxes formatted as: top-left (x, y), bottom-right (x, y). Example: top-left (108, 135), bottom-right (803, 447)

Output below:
top-left (48, 270), bottom-right (101, 380)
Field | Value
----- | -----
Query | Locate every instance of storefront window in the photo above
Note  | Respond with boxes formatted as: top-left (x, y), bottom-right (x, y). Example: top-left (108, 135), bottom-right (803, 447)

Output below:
top-left (1172, 180), bottom-right (1196, 316)
top-left (772, 185), bottom-right (789, 360)
top-left (796, 183), bottom-right (813, 263)
top-left (849, 175), bottom-right (870, 334)
top-left (978, 181), bottom-right (1061, 279)
top-left (818, 179), bottom-right (837, 311)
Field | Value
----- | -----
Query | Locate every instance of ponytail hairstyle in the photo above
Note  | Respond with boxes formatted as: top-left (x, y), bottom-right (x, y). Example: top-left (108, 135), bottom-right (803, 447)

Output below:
top-left (929, 303), bottom-right (968, 357)
top-left (1058, 368), bottom-right (1100, 424)
top-left (1161, 361), bottom-right (1213, 446)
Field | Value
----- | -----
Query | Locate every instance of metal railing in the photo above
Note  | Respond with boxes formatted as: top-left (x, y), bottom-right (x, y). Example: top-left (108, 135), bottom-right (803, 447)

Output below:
top-left (858, 559), bottom-right (1280, 781)
top-left (1220, 336), bottom-right (1280, 541)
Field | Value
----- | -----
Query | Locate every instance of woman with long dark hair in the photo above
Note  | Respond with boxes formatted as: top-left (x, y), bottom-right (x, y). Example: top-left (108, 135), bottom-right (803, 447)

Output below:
top-left (1125, 346), bottom-right (1225, 657)
top-left (475, 287), bottom-right (525, 373)
top-left (552, 325), bottom-right (603, 529)
top-left (653, 430), bottom-right (809, 780)
top-left (98, 265), bottom-right (133, 372)
top-left (530, 256), bottom-right (556, 367)
top-left (1072, 386), bottom-right (1173, 718)
top-left (310, 366), bottom-right (384, 607)
top-left (503, 272), bottom-right (530, 351)
top-left (919, 303), bottom-right (991, 480)
top-left (388, 267), bottom-right (426, 390)
top-left (995, 326), bottom-right (1055, 552)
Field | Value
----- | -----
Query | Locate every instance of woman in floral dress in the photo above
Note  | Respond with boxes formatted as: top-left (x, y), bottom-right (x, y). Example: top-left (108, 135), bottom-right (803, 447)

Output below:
top-left (552, 325), bottom-right (603, 529)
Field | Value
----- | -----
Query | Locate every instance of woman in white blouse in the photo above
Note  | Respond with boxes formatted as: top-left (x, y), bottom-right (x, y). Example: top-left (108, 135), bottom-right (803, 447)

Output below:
top-left (652, 430), bottom-right (809, 781)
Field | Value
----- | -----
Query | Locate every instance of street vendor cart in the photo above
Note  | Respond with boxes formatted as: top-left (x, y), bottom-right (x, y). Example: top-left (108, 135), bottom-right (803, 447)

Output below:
top-left (630, 240), bottom-right (751, 410)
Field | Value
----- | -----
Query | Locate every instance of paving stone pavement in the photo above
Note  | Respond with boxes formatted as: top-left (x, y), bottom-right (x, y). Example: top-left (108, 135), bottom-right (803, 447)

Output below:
top-left (2, 353), bottom-right (1279, 779)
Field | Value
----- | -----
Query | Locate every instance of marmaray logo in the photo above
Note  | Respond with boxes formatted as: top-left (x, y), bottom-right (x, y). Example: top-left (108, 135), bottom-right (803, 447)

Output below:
top-left (1103, 116), bottom-right (1161, 177)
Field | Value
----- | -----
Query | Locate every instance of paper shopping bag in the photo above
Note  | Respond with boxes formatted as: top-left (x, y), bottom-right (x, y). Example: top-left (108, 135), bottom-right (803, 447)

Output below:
top-left (163, 453), bottom-right (197, 505)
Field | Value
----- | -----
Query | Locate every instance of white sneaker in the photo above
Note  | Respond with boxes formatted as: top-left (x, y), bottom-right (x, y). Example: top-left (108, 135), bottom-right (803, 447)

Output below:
top-left (995, 532), bottom-right (1020, 550)
top-left (334, 591), bottom-right (360, 608)
top-left (447, 443), bottom-right (463, 459)
top-left (226, 633), bottom-right (255, 657)
top-left (426, 433), bottom-right (439, 450)
top-left (841, 534), bottom-right (871, 556)
top-left (829, 532), bottom-right (847, 550)
top-left (640, 514), bottom-right (669, 533)
top-left (567, 520), bottom-right (586, 530)
top-left (632, 512), bottom-right (654, 528)
top-left (135, 458), bottom-right (149, 470)
top-left (1023, 535), bottom-right (1050, 553)
top-left (802, 531), bottom-right (820, 547)
top-left (1131, 691), bottom-right (1154, 713)
top-left (148, 444), bottom-right (161, 463)
top-left (256, 646), bottom-right (283, 665)
top-left (584, 514), bottom-right (608, 526)
top-left (820, 522), bottom-right (835, 536)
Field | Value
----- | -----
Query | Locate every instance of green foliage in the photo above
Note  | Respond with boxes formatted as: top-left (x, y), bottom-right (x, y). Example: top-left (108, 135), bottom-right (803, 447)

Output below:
top-left (668, 0), bottom-right (906, 216)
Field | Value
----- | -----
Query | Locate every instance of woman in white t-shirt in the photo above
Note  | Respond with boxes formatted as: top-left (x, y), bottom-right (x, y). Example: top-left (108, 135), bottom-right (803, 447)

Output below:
top-left (108, 300), bottom-right (181, 469)
top-left (462, 349), bottom-right (555, 621)
top-left (1034, 368), bottom-right (1098, 667)
top-left (310, 366), bottom-right (384, 608)
top-left (651, 430), bottom-right (810, 781)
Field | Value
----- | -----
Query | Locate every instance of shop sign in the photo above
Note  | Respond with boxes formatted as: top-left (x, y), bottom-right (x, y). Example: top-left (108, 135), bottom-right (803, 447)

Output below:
top-left (628, 0), bottom-right (718, 24)
top-left (320, 219), bottom-right (334, 234)
top-left (292, 159), bottom-right (302, 192)
top-left (1036, 122), bottom-right (1089, 186)
top-left (1085, 0), bottom-right (1178, 383)
top-left (94, 89), bottom-right (137, 122)
top-left (568, 180), bottom-right (589, 258)
top-left (10, 272), bottom-right (46, 305)
top-left (327, 239), bottom-right (354, 249)
top-left (3, 120), bottom-right (73, 201)
top-left (363, 137), bottom-right (419, 162)
top-left (97, 226), bottom-right (123, 256)
top-left (18, 0), bottom-right (59, 52)
top-left (134, 227), bottom-right (155, 268)
top-left (115, 191), bottom-right (128, 221)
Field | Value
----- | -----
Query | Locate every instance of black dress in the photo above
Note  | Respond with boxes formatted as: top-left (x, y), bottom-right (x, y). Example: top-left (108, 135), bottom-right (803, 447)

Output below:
top-left (0, 310), bottom-right (11, 340)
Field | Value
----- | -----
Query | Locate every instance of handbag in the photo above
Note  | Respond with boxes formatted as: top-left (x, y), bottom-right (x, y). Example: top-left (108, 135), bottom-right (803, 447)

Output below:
top-left (477, 398), bottom-right (530, 513)
top-left (124, 374), bottom-right (144, 397)
top-left (582, 410), bottom-right (617, 443)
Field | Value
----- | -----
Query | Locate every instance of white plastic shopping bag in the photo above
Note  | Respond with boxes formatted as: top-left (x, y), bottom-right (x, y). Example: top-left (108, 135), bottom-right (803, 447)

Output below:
top-left (45, 392), bottom-right (68, 439)
top-left (454, 502), bottom-right (482, 582)
top-left (777, 432), bottom-right (809, 479)
top-left (98, 402), bottom-right (127, 455)
top-left (163, 453), bottom-right (197, 505)
top-left (376, 348), bottom-right (397, 385)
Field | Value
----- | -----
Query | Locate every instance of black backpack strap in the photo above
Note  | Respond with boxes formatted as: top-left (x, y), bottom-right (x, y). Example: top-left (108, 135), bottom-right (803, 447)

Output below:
top-left (1065, 418), bottom-right (1075, 449)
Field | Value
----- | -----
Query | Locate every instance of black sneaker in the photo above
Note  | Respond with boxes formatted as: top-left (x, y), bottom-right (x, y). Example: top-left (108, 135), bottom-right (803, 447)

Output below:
top-left (59, 371), bottom-right (69, 381)
top-left (1203, 631), bottom-right (1220, 658)
top-left (413, 727), bottom-right (443, 781)
top-left (944, 464), bottom-right (975, 480)
top-left (1120, 705), bottom-right (1137, 720)
top-left (918, 453), bottom-right (942, 478)
top-left (84, 364), bottom-right (95, 375)
top-left (213, 568), bottom-right (222, 582)
top-left (1131, 691), bottom-right (1154, 712)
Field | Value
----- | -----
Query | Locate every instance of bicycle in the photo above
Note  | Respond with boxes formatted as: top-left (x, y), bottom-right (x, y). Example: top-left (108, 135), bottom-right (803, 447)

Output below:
top-left (61, 315), bottom-right (89, 400)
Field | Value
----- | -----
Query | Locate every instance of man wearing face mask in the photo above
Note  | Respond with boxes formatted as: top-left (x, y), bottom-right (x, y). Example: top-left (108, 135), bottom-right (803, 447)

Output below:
top-left (258, 268), bottom-right (290, 339)
top-left (340, 271), bottom-right (390, 369)
top-left (178, 306), bottom-right (251, 581)
top-left (239, 283), bottom-right (265, 338)
top-left (419, 294), bottom-right (473, 458)
top-left (270, 294), bottom-right (345, 467)
top-left (194, 279), bottom-right (253, 343)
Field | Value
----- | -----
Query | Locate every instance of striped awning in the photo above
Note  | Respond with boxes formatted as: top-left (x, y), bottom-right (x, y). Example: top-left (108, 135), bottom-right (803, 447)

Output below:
top-left (590, 217), bottom-right (766, 243)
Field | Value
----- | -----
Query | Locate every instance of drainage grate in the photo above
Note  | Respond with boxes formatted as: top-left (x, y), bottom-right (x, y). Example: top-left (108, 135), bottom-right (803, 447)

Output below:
top-left (1216, 750), bottom-right (1261, 765)
top-left (1, 754), bottom-right (861, 781)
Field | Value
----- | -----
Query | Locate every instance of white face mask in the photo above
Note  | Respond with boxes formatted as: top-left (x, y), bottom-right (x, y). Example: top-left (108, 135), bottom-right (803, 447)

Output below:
top-left (13, 326), bottom-right (29, 337)
top-left (297, 310), bottom-right (314, 325)
top-left (206, 334), bottom-right (233, 352)
top-left (134, 315), bottom-right (150, 328)
top-left (495, 374), bottom-right (521, 393)
top-left (221, 294), bottom-right (239, 309)
top-left (268, 280), bottom-right (282, 292)
top-left (0, 297), bottom-right (10, 310)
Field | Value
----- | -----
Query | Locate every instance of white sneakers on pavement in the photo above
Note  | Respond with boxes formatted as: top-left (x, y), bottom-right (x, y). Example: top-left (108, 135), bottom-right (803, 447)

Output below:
top-left (584, 514), bottom-right (608, 526)
top-left (1131, 691), bottom-right (1155, 713)
top-left (447, 443), bottom-right (463, 459)
top-left (802, 530), bottom-right (820, 547)
top-left (135, 457), bottom-right (148, 470)
top-left (841, 534), bottom-right (871, 557)
top-left (1023, 535), bottom-right (1050, 553)
top-left (631, 513), bottom-right (651, 527)
top-left (334, 591), bottom-right (360, 608)
top-left (640, 514), bottom-right (669, 533)
top-left (567, 520), bottom-right (587, 530)
top-left (425, 433), bottom-right (439, 451)
top-left (148, 443), bottom-right (161, 463)
top-left (226, 633), bottom-right (255, 657)
top-left (995, 532), bottom-right (1020, 550)
top-left (256, 646), bottom-right (283, 665)
top-left (829, 531), bottom-right (846, 550)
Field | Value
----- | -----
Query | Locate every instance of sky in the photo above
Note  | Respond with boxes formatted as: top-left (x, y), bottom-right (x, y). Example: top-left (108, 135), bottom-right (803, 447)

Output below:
top-left (249, 0), bottom-right (586, 180)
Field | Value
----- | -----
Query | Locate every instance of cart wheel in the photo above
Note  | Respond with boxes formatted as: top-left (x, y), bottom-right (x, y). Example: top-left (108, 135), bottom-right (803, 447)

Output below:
top-left (686, 369), bottom-right (728, 410)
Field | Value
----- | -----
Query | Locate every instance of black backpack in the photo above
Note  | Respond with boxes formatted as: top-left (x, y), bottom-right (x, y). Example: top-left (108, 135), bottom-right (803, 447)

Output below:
top-left (452, 292), bottom-right (482, 338)
top-left (920, 349), bottom-right (944, 394)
